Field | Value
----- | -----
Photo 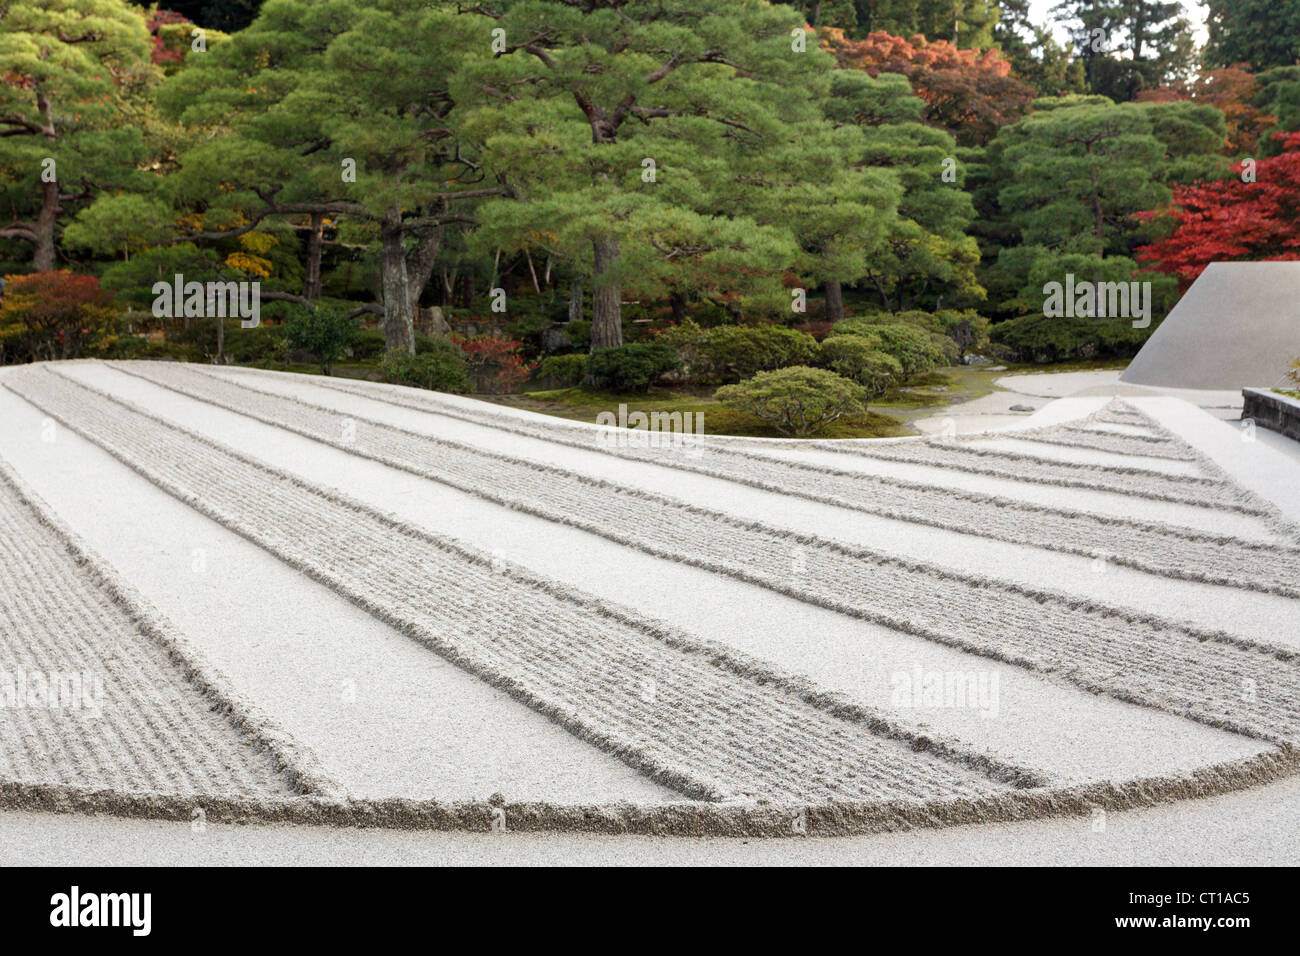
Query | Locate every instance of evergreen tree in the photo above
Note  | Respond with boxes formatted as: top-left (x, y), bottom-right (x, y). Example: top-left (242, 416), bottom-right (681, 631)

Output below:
top-left (1052, 0), bottom-right (1196, 102)
top-left (454, 0), bottom-right (837, 349)
top-left (0, 0), bottom-right (157, 270)
top-left (1204, 0), bottom-right (1300, 73)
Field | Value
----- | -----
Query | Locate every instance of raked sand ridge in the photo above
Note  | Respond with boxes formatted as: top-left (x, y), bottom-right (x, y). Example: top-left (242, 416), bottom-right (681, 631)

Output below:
top-left (1, 359), bottom-right (1298, 838)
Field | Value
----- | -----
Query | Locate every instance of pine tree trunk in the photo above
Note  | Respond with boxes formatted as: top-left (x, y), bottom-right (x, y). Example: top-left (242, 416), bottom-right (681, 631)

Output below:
top-left (824, 279), bottom-right (844, 325)
top-left (406, 227), bottom-right (443, 316)
top-left (381, 217), bottom-right (415, 353)
top-left (590, 236), bottom-right (622, 350)
top-left (568, 279), bottom-right (583, 322)
top-left (33, 179), bottom-right (58, 271)
top-left (303, 214), bottom-right (324, 300)
top-left (670, 292), bottom-right (687, 323)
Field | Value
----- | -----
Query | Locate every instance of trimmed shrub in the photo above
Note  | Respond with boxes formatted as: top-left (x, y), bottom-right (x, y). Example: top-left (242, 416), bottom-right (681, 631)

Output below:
top-left (284, 305), bottom-right (359, 374)
top-left (832, 319), bottom-right (947, 377)
top-left (819, 336), bottom-right (903, 396)
top-left (380, 340), bottom-right (470, 393)
top-left (695, 324), bottom-right (819, 383)
top-left (224, 322), bottom-right (288, 365)
top-left (538, 353), bottom-right (588, 388)
top-left (716, 367), bottom-right (866, 437)
top-left (350, 328), bottom-right (387, 361)
top-left (584, 342), bottom-right (681, 393)
top-left (990, 314), bottom-right (1152, 363)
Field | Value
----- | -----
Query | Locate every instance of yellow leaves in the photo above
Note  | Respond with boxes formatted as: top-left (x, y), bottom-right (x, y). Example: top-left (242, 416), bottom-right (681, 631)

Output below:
top-left (238, 231), bottom-right (278, 254)
top-left (225, 252), bottom-right (272, 278)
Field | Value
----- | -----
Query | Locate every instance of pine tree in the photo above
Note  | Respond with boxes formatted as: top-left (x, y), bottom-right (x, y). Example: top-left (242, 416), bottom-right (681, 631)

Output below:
top-left (0, 0), bottom-right (157, 270)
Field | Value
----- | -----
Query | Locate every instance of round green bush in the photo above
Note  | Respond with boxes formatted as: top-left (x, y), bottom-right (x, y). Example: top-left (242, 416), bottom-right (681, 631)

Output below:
top-left (380, 340), bottom-right (470, 393)
top-left (832, 320), bottom-right (947, 377)
top-left (538, 353), bottom-right (588, 388)
top-left (695, 325), bottom-right (819, 383)
top-left (284, 305), bottom-right (360, 374)
top-left (818, 336), bottom-right (903, 396)
top-left (584, 342), bottom-right (681, 393)
top-left (715, 366), bottom-right (866, 437)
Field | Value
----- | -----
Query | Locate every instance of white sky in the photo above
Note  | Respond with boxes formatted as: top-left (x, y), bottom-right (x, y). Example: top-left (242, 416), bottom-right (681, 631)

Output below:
top-left (1027, 1), bottom-right (1211, 48)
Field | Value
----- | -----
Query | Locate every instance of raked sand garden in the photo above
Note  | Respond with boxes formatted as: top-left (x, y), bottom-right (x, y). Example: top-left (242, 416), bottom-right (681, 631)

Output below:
top-left (1, 360), bottom-right (1298, 851)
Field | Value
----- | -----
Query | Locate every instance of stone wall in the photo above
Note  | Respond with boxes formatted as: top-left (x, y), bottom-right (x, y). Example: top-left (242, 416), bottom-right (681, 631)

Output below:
top-left (1242, 387), bottom-right (1300, 441)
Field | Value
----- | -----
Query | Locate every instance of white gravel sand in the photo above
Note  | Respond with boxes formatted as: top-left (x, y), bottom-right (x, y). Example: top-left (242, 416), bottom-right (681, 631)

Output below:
top-left (2, 359), bottom-right (1298, 841)
top-left (0, 386), bottom-right (680, 805)
top-left (6, 768), bottom-right (1300, 865)
top-left (156, 363), bottom-right (1300, 645)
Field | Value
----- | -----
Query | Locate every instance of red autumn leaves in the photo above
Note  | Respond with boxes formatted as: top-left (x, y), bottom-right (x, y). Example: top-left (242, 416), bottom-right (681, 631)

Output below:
top-left (1136, 133), bottom-right (1300, 287)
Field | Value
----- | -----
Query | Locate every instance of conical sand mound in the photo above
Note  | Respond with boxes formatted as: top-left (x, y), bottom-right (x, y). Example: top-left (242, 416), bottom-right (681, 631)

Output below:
top-left (1122, 262), bottom-right (1300, 389)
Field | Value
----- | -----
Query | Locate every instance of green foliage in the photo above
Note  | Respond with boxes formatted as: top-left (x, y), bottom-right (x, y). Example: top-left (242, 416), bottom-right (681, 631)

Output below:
top-left (564, 320), bottom-right (592, 352)
top-left (584, 343), bottom-right (681, 394)
top-left (694, 325), bottom-right (820, 384)
top-left (715, 367), bottom-right (866, 437)
top-left (1204, 0), bottom-right (1300, 72)
top-left (0, 0), bottom-right (158, 270)
top-left (818, 336), bottom-right (903, 396)
top-left (456, 0), bottom-right (842, 346)
top-left (224, 322), bottom-right (287, 365)
top-left (1053, 1), bottom-right (1197, 101)
top-left (63, 195), bottom-right (177, 257)
top-left (831, 318), bottom-right (949, 376)
top-left (350, 328), bottom-right (388, 361)
top-left (380, 342), bottom-right (470, 394)
top-left (990, 314), bottom-right (1153, 363)
top-left (538, 353), bottom-right (588, 388)
top-left (1254, 67), bottom-right (1300, 156)
top-left (935, 308), bottom-right (992, 359)
top-left (283, 305), bottom-right (358, 374)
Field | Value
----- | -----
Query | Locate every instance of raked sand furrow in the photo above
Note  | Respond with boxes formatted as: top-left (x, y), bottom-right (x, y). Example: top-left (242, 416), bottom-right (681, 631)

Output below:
top-left (191, 364), bottom-right (1300, 596)
top-left (105, 362), bottom-right (1300, 746)
top-left (804, 401), bottom-right (1279, 519)
top-left (0, 462), bottom-right (305, 799)
top-left (222, 364), bottom-right (1258, 513)
top-left (966, 436), bottom-right (1204, 475)
top-left (4, 366), bottom-right (1016, 805)
top-left (792, 438), bottom-right (1253, 515)
top-left (1002, 424), bottom-right (1198, 461)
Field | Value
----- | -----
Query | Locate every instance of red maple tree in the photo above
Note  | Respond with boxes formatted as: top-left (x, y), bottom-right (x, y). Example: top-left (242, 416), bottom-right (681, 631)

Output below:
top-left (147, 10), bottom-right (192, 67)
top-left (820, 28), bottom-right (1035, 146)
top-left (1136, 132), bottom-right (1300, 288)
top-left (0, 271), bottom-right (117, 361)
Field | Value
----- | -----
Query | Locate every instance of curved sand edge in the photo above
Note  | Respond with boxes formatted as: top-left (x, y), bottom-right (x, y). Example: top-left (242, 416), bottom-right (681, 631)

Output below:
top-left (2, 745), bottom-right (1295, 838)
